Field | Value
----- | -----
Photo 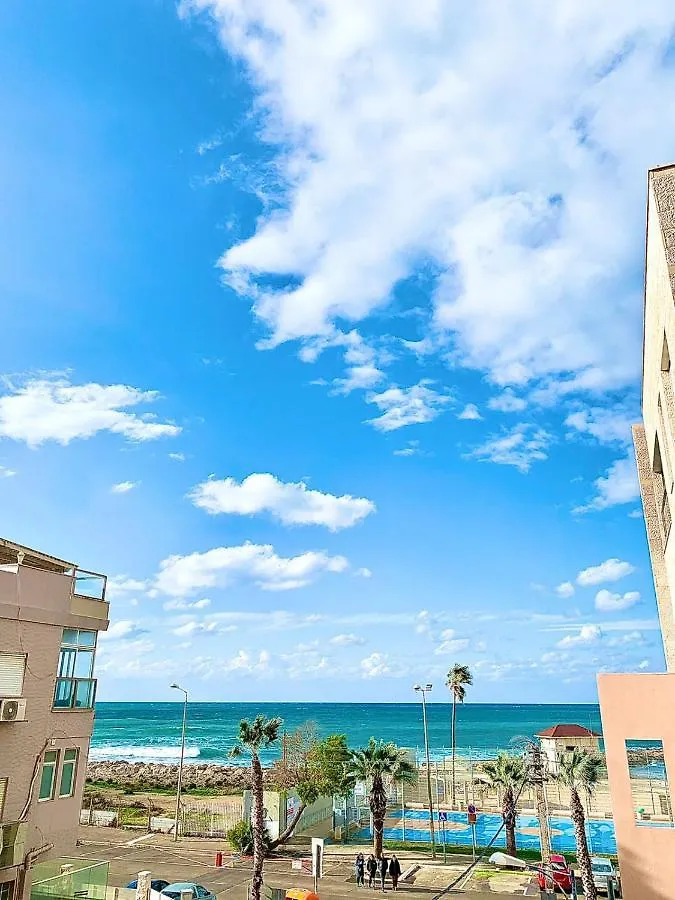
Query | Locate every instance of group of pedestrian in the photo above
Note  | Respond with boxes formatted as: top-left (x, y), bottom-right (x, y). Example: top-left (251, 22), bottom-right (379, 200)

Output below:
top-left (354, 853), bottom-right (402, 891)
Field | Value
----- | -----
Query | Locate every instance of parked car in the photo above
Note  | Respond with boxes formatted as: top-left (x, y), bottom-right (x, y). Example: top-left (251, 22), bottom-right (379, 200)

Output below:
top-left (537, 854), bottom-right (574, 893)
top-left (127, 881), bottom-right (170, 894)
top-left (591, 857), bottom-right (621, 896)
top-left (161, 884), bottom-right (216, 900)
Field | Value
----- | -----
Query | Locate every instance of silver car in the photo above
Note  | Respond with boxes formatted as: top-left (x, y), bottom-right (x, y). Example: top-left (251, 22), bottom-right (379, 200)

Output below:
top-left (590, 857), bottom-right (620, 896)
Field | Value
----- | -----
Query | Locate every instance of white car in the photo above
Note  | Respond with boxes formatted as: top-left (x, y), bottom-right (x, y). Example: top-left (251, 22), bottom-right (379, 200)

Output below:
top-left (590, 857), bottom-right (620, 896)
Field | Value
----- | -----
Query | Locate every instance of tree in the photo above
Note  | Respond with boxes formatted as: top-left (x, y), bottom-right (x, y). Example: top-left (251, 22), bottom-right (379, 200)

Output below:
top-left (478, 753), bottom-right (527, 856)
top-left (446, 663), bottom-right (473, 807)
top-left (556, 749), bottom-right (603, 900)
top-left (269, 727), bottom-right (352, 849)
top-left (348, 739), bottom-right (417, 857)
top-left (230, 715), bottom-right (282, 900)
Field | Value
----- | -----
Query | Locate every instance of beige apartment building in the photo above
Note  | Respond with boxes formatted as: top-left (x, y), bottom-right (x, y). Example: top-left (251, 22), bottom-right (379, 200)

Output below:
top-left (0, 538), bottom-right (108, 900)
top-left (599, 163), bottom-right (675, 900)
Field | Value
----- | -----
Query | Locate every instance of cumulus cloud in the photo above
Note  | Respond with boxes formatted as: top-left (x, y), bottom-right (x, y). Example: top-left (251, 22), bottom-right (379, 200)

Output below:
top-left (0, 466), bottom-right (16, 478)
top-left (111, 481), bottom-right (138, 494)
top-left (488, 390), bottom-right (527, 413)
top-left (457, 404), bottom-right (482, 421)
top-left (163, 598), bottom-right (212, 611)
top-left (555, 582), bottom-right (576, 599)
top-left (184, 0), bottom-right (674, 395)
top-left (0, 376), bottom-right (180, 446)
top-left (595, 589), bottom-right (641, 612)
top-left (565, 407), bottom-right (635, 445)
top-left (172, 620), bottom-right (236, 637)
top-left (330, 633), bottom-right (365, 646)
top-left (189, 473), bottom-right (375, 530)
top-left (574, 455), bottom-right (640, 513)
top-left (105, 576), bottom-right (151, 598)
top-left (394, 440), bottom-right (422, 456)
top-left (99, 620), bottom-right (148, 641)
top-left (155, 542), bottom-right (350, 596)
top-left (366, 381), bottom-right (452, 431)
top-left (577, 558), bottom-right (636, 586)
top-left (361, 652), bottom-right (395, 678)
top-left (434, 629), bottom-right (470, 656)
top-left (467, 424), bottom-right (550, 472)
top-left (557, 624), bottom-right (602, 648)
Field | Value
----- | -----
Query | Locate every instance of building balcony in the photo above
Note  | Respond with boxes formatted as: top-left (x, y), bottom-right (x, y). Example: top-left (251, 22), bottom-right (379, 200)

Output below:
top-left (53, 677), bottom-right (96, 711)
top-left (0, 821), bottom-right (27, 869)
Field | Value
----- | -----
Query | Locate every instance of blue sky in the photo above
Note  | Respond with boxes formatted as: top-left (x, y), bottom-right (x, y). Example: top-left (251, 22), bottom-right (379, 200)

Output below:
top-left (1, 0), bottom-right (672, 702)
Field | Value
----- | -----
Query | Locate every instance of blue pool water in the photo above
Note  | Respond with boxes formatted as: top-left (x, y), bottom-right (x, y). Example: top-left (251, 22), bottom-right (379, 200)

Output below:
top-left (355, 807), bottom-right (617, 855)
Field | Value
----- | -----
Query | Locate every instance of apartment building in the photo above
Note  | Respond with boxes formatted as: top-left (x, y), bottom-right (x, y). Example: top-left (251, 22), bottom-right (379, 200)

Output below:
top-left (0, 538), bottom-right (108, 900)
top-left (598, 164), bottom-right (675, 900)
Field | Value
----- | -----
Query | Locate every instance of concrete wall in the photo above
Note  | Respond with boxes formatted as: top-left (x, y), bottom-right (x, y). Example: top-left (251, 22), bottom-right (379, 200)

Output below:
top-left (540, 736), bottom-right (600, 774)
top-left (598, 674), bottom-right (675, 900)
top-left (0, 561), bottom-right (108, 891)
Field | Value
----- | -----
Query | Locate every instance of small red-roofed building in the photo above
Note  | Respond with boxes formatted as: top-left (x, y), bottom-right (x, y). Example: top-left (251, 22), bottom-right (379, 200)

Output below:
top-left (536, 724), bottom-right (601, 773)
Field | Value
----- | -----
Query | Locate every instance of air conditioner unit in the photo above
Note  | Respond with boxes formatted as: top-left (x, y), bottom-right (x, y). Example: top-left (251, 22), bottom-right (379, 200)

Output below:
top-left (0, 698), bottom-right (27, 722)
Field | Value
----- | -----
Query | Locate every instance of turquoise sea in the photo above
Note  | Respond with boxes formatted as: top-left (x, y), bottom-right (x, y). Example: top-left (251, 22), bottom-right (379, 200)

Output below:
top-left (91, 702), bottom-right (603, 765)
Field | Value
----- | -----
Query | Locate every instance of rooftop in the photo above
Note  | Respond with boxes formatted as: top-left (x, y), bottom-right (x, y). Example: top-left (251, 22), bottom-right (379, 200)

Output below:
top-left (536, 724), bottom-right (601, 739)
top-left (0, 537), bottom-right (75, 573)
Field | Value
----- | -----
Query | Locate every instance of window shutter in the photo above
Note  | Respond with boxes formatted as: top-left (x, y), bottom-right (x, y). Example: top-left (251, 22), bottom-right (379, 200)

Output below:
top-left (0, 778), bottom-right (7, 818)
top-left (0, 653), bottom-right (26, 696)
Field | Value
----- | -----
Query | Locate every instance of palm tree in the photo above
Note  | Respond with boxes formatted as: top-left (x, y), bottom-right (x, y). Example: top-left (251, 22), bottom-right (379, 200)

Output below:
top-left (478, 752), bottom-right (527, 856)
top-left (556, 749), bottom-right (603, 900)
top-left (230, 715), bottom-right (282, 900)
top-left (348, 739), bottom-right (417, 857)
top-left (446, 663), bottom-right (473, 806)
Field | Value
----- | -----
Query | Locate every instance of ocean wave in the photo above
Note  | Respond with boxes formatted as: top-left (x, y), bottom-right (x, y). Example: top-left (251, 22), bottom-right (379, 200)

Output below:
top-left (89, 745), bottom-right (201, 762)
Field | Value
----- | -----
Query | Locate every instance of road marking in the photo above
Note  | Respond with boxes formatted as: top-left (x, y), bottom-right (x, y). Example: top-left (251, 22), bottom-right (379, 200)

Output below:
top-left (126, 834), bottom-right (154, 847)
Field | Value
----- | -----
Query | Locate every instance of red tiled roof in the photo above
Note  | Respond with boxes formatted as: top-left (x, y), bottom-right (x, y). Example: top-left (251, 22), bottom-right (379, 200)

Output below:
top-left (536, 724), bottom-right (601, 738)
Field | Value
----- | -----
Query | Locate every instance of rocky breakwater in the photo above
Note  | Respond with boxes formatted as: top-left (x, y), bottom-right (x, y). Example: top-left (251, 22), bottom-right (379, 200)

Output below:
top-left (86, 761), bottom-right (260, 791)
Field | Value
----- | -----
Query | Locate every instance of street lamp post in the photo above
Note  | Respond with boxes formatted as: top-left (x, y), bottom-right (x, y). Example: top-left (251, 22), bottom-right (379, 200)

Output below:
top-left (414, 684), bottom-right (436, 860)
top-left (170, 683), bottom-right (188, 843)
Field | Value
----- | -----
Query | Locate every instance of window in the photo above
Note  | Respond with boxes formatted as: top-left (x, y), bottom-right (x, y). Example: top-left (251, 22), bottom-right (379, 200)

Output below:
top-left (0, 654), bottom-right (26, 697)
top-left (0, 882), bottom-right (15, 900)
top-left (662, 333), bottom-right (671, 372)
top-left (58, 749), bottom-right (78, 798)
top-left (38, 751), bottom-right (59, 801)
top-left (653, 435), bottom-right (672, 543)
top-left (53, 630), bottom-right (97, 710)
top-left (0, 778), bottom-right (7, 819)
top-left (626, 739), bottom-right (674, 826)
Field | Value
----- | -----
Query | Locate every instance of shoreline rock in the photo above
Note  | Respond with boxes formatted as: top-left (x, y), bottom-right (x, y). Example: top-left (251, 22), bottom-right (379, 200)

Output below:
top-left (86, 760), bottom-right (272, 791)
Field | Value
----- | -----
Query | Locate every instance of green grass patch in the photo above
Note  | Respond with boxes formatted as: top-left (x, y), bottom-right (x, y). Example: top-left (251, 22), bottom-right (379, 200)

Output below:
top-left (85, 779), bottom-right (233, 797)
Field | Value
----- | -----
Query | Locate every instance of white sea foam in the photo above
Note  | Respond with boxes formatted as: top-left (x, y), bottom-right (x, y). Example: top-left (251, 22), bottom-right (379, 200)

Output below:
top-left (89, 745), bottom-right (201, 762)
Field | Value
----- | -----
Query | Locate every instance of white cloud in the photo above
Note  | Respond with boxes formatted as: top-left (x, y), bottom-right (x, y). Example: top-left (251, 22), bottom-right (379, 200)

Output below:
top-left (172, 620), bottom-right (236, 637)
top-left (574, 455), bottom-right (640, 513)
top-left (355, 567), bottom-right (372, 579)
top-left (155, 542), bottom-right (350, 596)
top-left (366, 381), bottom-right (452, 431)
top-left (361, 652), bottom-right (395, 678)
top-left (0, 376), bottom-right (180, 447)
top-left (169, 452), bottom-right (186, 462)
top-left (184, 0), bottom-right (674, 394)
top-left (394, 440), bottom-right (422, 457)
top-left (638, 659), bottom-right (650, 670)
top-left (111, 481), bottom-right (139, 494)
top-left (555, 582), bottom-right (575, 599)
top-left (577, 558), bottom-right (636, 586)
top-left (190, 649), bottom-right (271, 679)
top-left (595, 589), bottom-right (641, 612)
top-left (333, 364), bottom-right (385, 394)
top-left (0, 466), bottom-right (16, 478)
top-left (565, 407), bottom-right (635, 445)
top-left (467, 424), bottom-right (550, 472)
top-left (457, 404), bottom-right (482, 421)
top-left (99, 620), bottom-right (147, 641)
top-left (557, 624), bottom-right (602, 648)
top-left (488, 390), bottom-right (527, 413)
top-left (163, 598), bottom-right (212, 611)
top-left (189, 472), bottom-right (375, 530)
top-left (105, 576), bottom-right (151, 598)
top-left (628, 508), bottom-right (643, 519)
top-left (434, 632), bottom-right (470, 655)
top-left (330, 633), bottom-right (365, 646)
top-left (607, 629), bottom-right (643, 646)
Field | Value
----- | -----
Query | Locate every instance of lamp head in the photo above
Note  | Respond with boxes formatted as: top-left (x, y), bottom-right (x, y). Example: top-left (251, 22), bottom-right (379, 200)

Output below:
top-left (413, 684), bottom-right (421, 691)
top-left (425, 683), bottom-right (433, 691)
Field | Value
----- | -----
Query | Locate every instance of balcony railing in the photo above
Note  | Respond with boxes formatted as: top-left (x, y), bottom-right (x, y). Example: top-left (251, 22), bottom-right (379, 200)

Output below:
top-left (53, 677), bottom-right (97, 710)
top-left (0, 822), bottom-right (27, 868)
top-left (73, 569), bottom-right (107, 601)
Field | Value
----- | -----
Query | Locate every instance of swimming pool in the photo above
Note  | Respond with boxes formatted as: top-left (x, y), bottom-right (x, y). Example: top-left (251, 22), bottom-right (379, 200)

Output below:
top-left (354, 807), bottom-right (617, 855)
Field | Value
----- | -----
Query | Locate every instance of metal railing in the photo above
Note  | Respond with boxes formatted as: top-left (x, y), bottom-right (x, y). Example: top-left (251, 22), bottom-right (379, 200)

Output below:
top-left (53, 678), bottom-right (97, 710)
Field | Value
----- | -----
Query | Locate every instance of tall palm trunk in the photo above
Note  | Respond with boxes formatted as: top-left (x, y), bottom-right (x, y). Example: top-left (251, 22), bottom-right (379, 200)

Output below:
top-left (370, 775), bottom-right (387, 858)
top-left (251, 753), bottom-right (265, 900)
top-left (451, 695), bottom-right (457, 807)
top-left (570, 788), bottom-right (597, 900)
top-left (502, 787), bottom-right (517, 856)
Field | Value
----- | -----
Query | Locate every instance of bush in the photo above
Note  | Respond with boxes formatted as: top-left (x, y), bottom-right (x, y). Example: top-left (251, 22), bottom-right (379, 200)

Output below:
top-left (226, 821), bottom-right (272, 855)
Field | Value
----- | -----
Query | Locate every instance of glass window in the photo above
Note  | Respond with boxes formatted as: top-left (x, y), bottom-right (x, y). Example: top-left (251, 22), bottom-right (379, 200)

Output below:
top-left (39, 751), bottom-right (59, 801)
top-left (54, 630), bottom-right (97, 710)
top-left (74, 679), bottom-right (95, 709)
top-left (626, 739), bottom-right (675, 826)
top-left (0, 882), bottom-right (14, 900)
top-left (59, 749), bottom-right (78, 797)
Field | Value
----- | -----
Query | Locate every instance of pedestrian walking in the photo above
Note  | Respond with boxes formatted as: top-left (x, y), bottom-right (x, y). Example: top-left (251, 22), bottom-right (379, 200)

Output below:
top-left (378, 855), bottom-right (389, 892)
top-left (367, 854), bottom-right (377, 889)
top-left (355, 853), bottom-right (365, 887)
top-left (389, 855), bottom-right (401, 891)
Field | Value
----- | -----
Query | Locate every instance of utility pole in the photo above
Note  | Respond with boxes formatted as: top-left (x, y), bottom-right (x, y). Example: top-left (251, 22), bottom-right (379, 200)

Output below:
top-left (528, 741), bottom-right (551, 864)
top-left (414, 684), bottom-right (436, 859)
